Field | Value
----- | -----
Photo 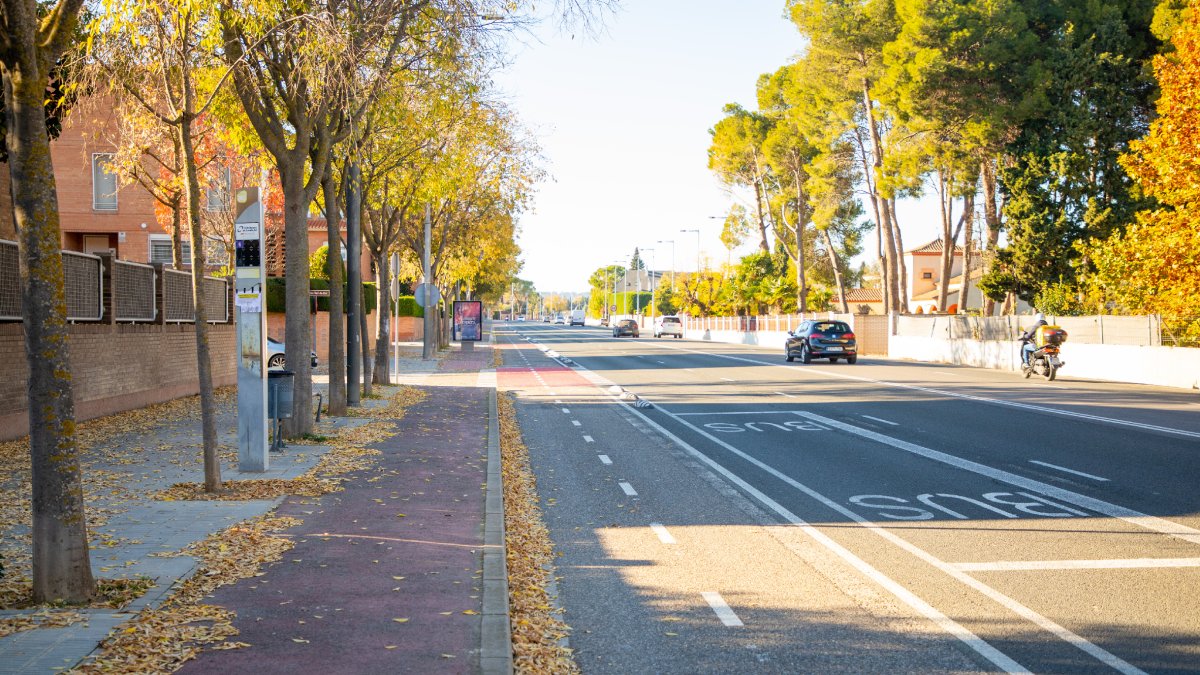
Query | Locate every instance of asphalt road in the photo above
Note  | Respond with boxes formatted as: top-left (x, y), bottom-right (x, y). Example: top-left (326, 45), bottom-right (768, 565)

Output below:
top-left (496, 321), bottom-right (1200, 674)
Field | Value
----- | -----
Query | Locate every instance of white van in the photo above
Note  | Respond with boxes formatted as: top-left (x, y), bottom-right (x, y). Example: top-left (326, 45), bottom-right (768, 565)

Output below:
top-left (569, 309), bottom-right (586, 326)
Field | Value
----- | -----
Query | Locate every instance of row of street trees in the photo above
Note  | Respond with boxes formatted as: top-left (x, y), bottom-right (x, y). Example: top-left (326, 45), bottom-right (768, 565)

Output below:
top-left (0, 0), bottom-right (607, 605)
top-left (704, 0), bottom-right (1197, 326)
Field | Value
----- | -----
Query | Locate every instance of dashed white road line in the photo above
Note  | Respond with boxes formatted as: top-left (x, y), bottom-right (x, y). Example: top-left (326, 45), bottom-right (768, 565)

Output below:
top-left (1029, 460), bottom-right (1109, 482)
top-left (719, 377), bottom-right (735, 382)
top-left (571, 420), bottom-right (582, 427)
top-left (776, 392), bottom-right (797, 398)
top-left (650, 523), bottom-right (677, 544)
top-left (561, 408), bottom-right (571, 414)
top-left (618, 482), bottom-right (638, 496)
top-left (861, 414), bottom-right (899, 426)
top-left (597, 454), bottom-right (612, 465)
top-left (583, 435), bottom-right (594, 443)
top-left (701, 592), bottom-right (744, 627)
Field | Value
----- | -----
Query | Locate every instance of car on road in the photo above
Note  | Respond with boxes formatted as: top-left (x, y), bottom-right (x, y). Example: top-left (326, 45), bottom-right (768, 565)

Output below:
top-left (542, 316), bottom-right (551, 323)
top-left (612, 318), bottom-right (640, 338)
top-left (569, 309), bottom-right (586, 326)
top-left (554, 314), bottom-right (566, 325)
top-left (266, 337), bottom-right (319, 369)
top-left (654, 315), bottom-right (683, 339)
top-left (516, 315), bottom-right (525, 321)
top-left (785, 320), bottom-right (857, 364)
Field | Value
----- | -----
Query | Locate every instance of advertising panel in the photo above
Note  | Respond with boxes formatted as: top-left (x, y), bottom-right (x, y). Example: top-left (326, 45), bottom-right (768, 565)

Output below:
top-left (454, 300), bottom-right (483, 342)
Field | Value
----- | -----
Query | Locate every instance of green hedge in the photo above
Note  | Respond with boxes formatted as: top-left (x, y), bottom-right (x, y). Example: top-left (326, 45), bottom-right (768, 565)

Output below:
top-left (394, 295), bottom-right (423, 317)
top-left (265, 277), bottom-right (378, 314)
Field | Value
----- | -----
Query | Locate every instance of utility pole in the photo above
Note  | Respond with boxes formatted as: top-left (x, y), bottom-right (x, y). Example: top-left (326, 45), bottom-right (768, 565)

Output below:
top-left (422, 204), bottom-right (434, 360)
top-left (643, 247), bottom-right (656, 324)
top-left (346, 163), bottom-right (362, 405)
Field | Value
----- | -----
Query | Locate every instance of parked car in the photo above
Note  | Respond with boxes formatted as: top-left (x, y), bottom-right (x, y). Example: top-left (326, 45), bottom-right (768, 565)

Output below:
top-left (266, 337), bottom-right (319, 369)
top-left (654, 315), bottom-right (684, 339)
top-left (612, 318), bottom-right (640, 338)
top-left (785, 320), bottom-right (857, 364)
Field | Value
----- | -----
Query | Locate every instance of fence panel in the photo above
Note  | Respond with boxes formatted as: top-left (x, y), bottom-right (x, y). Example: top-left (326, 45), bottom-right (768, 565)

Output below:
top-left (0, 240), bottom-right (18, 320)
top-left (163, 268), bottom-right (194, 322)
top-left (62, 251), bottom-right (102, 321)
top-left (113, 260), bottom-right (156, 322)
top-left (203, 276), bottom-right (229, 323)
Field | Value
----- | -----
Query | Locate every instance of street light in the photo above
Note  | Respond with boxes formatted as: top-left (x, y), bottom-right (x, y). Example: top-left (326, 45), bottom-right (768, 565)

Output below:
top-left (680, 229), bottom-right (700, 273)
top-left (642, 247), bottom-right (657, 323)
top-left (657, 239), bottom-right (675, 290)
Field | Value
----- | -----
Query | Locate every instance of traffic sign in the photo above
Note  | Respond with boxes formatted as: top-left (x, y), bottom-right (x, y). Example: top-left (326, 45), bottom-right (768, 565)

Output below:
top-left (414, 283), bottom-right (440, 307)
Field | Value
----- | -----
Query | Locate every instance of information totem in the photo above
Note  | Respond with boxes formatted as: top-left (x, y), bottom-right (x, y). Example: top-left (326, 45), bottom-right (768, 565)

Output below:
top-left (234, 188), bottom-right (268, 472)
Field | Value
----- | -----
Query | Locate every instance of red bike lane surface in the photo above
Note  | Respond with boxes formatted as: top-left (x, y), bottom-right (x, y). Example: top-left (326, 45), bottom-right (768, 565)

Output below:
top-left (180, 384), bottom-right (490, 675)
top-left (497, 365), bottom-right (591, 389)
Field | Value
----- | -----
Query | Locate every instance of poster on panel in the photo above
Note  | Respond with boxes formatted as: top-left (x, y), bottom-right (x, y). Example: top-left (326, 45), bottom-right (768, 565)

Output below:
top-left (454, 300), bottom-right (483, 341)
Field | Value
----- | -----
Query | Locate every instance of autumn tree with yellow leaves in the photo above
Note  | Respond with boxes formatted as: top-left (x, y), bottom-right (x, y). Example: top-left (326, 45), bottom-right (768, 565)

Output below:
top-left (1084, 1), bottom-right (1200, 345)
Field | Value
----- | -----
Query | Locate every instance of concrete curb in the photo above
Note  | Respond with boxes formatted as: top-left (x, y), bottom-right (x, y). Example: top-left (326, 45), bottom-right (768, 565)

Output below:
top-left (479, 376), bottom-right (513, 674)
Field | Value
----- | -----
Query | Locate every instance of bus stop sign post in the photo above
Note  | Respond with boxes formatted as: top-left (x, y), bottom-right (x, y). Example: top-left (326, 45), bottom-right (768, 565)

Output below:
top-left (234, 188), bottom-right (268, 472)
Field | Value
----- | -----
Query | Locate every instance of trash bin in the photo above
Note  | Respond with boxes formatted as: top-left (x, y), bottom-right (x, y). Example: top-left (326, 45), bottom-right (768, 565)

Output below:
top-left (268, 369), bottom-right (294, 419)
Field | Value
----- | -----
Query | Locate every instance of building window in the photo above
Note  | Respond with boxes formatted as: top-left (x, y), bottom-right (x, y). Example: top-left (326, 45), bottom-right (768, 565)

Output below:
top-left (205, 165), bottom-right (231, 211)
top-left (92, 153), bottom-right (118, 211)
top-left (150, 235), bottom-right (191, 265)
top-left (922, 271), bottom-right (933, 279)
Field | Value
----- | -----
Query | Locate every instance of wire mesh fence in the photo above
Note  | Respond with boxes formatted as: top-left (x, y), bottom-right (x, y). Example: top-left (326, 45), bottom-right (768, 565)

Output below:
top-left (112, 259), bottom-right (156, 321)
top-left (0, 241), bottom-right (19, 320)
top-left (61, 251), bottom-right (103, 321)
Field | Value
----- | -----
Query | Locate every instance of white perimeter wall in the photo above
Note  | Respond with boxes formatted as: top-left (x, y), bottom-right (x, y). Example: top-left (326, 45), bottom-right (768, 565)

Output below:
top-left (889, 335), bottom-right (1200, 391)
top-left (676, 323), bottom-right (1200, 391)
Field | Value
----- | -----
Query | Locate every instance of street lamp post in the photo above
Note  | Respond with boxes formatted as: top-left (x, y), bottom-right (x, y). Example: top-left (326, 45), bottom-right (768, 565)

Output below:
top-left (642, 247), bottom-right (656, 325)
top-left (680, 229), bottom-right (700, 274)
top-left (657, 239), bottom-right (675, 290)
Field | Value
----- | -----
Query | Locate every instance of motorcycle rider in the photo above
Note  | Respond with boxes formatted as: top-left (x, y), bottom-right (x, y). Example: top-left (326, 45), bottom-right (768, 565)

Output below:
top-left (1020, 312), bottom-right (1048, 367)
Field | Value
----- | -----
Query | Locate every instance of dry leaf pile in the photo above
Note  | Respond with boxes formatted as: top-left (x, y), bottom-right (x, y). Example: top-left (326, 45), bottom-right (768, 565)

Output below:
top-left (498, 393), bottom-right (579, 674)
top-left (71, 515), bottom-right (300, 673)
top-left (0, 389), bottom-right (238, 631)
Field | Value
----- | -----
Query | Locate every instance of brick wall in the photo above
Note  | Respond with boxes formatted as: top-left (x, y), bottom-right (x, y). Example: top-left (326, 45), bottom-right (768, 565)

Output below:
top-left (0, 322), bottom-right (236, 441)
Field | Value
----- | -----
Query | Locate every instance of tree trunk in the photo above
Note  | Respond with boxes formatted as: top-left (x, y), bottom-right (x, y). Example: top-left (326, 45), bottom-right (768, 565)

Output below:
top-left (861, 79), bottom-right (900, 313)
top-left (889, 199), bottom-right (908, 312)
top-left (936, 170), bottom-right (954, 313)
top-left (958, 208), bottom-right (973, 314)
top-left (280, 163), bottom-right (313, 436)
top-left (822, 228), bottom-right (849, 313)
top-left (372, 250), bottom-right (391, 384)
top-left (177, 77), bottom-right (220, 493)
top-left (981, 159), bottom-right (1002, 316)
top-left (321, 167), bottom-right (346, 415)
top-left (171, 191), bottom-right (183, 269)
top-left (794, 176), bottom-right (808, 313)
top-left (3, 40), bottom-right (95, 604)
top-left (752, 180), bottom-right (770, 253)
top-left (359, 299), bottom-right (372, 397)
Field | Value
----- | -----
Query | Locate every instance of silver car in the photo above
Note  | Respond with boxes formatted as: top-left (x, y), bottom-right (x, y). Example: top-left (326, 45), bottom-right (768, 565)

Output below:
top-left (266, 337), bottom-right (318, 369)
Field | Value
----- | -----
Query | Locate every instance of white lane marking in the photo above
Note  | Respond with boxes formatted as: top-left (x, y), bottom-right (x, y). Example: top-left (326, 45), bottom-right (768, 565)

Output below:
top-left (571, 420), bottom-right (582, 427)
top-left (802, 412), bottom-right (1200, 546)
top-left (675, 410), bottom-right (800, 416)
top-left (861, 414), bottom-right (899, 426)
top-left (548, 391), bottom-right (557, 396)
top-left (776, 392), bottom-right (797, 398)
top-left (566, 374), bottom-right (1027, 672)
top-left (1029, 460), bottom-right (1109, 482)
top-left (657, 408), bottom-right (1136, 674)
top-left (583, 435), bottom-right (594, 443)
top-left (619, 482), bottom-right (638, 496)
top-left (655, 360), bottom-right (665, 364)
top-left (953, 558), bottom-right (1200, 572)
top-left (701, 592), bottom-right (744, 627)
top-left (561, 408), bottom-right (571, 414)
top-left (650, 523), bottom-right (677, 544)
top-left (720, 377), bottom-right (735, 382)
top-left (597, 454), bottom-right (612, 465)
top-left (647, 341), bottom-right (1200, 440)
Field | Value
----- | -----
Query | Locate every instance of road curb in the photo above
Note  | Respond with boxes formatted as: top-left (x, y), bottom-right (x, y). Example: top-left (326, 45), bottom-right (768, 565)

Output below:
top-left (480, 377), bottom-right (513, 675)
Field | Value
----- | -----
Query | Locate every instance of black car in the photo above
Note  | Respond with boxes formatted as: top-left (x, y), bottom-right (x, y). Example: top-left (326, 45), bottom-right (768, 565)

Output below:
top-left (612, 318), bottom-right (640, 338)
top-left (785, 320), bottom-right (857, 364)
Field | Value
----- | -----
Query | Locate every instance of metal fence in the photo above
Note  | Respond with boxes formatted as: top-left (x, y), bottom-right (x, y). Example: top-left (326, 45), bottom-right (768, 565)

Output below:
top-left (1, 239), bottom-right (229, 324)
top-left (162, 268), bottom-right (228, 323)
top-left (112, 259), bottom-right (156, 322)
top-left (895, 314), bottom-right (1169, 347)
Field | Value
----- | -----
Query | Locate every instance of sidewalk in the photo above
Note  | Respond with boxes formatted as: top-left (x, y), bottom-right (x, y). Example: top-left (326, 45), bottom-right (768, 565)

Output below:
top-left (0, 336), bottom-right (506, 673)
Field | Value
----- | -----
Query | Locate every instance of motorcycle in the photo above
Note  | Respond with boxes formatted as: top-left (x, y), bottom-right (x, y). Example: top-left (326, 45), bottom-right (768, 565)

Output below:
top-left (1019, 327), bottom-right (1067, 381)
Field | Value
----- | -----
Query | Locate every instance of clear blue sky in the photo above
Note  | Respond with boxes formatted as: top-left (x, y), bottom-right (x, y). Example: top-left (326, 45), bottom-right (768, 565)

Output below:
top-left (495, 1), bottom-right (939, 293)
